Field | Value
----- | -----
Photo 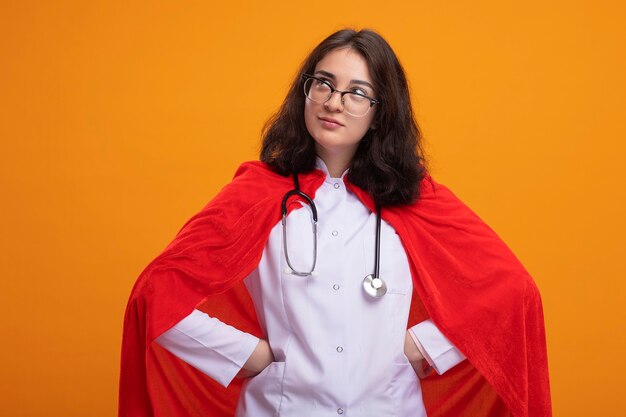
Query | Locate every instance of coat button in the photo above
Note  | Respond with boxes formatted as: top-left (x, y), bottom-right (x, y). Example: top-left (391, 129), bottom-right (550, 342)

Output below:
top-left (337, 408), bottom-right (344, 414)
top-left (332, 230), bottom-right (339, 237)
top-left (333, 183), bottom-right (340, 189)
top-left (333, 284), bottom-right (340, 290)
top-left (336, 346), bottom-right (344, 353)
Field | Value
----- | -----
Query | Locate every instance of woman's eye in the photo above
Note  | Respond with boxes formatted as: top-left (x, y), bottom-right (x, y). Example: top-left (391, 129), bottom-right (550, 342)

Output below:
top-left (352, 87), bottom-right (368, 96)
top-left (314, 79), bottom-right (332, 89)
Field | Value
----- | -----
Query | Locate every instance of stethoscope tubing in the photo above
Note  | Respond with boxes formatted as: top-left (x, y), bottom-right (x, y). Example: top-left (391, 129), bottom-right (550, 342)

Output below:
top-left (374, 205), bottom-right (381, 279)
top-left (281, 172), bottom-right (386, 297)
top-left (281, 173), bottom-right (318, 276)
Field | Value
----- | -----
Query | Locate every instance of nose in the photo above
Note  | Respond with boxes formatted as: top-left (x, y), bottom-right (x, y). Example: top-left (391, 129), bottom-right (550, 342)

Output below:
top-left (324, 91), bottom-right (344, 112)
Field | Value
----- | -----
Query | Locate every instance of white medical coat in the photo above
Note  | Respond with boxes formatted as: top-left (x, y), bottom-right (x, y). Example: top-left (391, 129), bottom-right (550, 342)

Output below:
top-left (156, 158), bottom-right (465, 416)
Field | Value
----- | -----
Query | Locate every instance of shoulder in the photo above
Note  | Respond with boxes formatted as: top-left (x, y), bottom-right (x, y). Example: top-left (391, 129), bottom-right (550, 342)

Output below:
top-left (199, 161), bottom-right (289, 211)
top-left (232, 160), bottom-right (276, 177)
top-left (390, 174), bottom-right (536, 286)
top-left (402, 173), bottom-right (479, 216)
top-left (230, 161), bottom-right (291, 189)
top-left (412, 173), bottom-right (457, 204)
top-left (392, 174), bottom-right (494, 238)
top-left (229, 160), bottom-right (326, 197)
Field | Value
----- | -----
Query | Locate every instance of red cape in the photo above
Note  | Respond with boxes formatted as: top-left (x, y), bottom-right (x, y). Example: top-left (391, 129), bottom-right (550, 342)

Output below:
top-left (118, 161), bottom-right (551, 417)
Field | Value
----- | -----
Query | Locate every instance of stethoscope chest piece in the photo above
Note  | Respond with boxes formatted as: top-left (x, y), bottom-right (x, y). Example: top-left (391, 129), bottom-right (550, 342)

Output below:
top-left (363, 274), bottom-right (387, 297)
top-left (362, 203), bottom-right (387, 298)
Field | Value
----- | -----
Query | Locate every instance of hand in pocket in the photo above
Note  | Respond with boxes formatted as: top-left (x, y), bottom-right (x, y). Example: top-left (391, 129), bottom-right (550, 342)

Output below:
top-left (236, 339), bottom-right (276, 379)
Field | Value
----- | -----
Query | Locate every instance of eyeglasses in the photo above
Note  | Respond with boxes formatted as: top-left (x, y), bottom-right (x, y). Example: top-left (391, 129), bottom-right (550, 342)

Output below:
top-left (302, 73), bottom-right (380, 117)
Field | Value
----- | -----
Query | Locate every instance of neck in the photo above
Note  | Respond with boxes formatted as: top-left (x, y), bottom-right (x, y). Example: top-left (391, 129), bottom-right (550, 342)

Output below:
top-left (316, 148), bottom-right (356, 178)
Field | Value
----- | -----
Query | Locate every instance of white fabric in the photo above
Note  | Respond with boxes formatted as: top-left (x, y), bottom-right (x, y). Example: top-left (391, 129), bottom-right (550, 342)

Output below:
top-left (154, 309), bottom-right (260, 387)
top-left (410, 320), bottom-right (467, 375)
top-left (155, 157), bottom-right (465, 416)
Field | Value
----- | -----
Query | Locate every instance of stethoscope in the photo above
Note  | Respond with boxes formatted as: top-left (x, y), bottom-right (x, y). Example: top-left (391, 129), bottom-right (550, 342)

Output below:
top-left (281, 172), bottom-right (387, 298)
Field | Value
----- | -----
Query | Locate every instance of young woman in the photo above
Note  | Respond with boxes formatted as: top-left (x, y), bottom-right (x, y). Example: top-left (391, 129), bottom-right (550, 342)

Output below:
top-left (119, 29), bottom-right (551, 417)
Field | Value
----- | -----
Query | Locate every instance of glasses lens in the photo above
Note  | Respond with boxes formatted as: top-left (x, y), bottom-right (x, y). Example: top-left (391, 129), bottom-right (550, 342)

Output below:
top-left (304, 78), bottom-right (331, 103)
top-left (303, 76), bottom-right (375, 117)
top-left (343, 93), bottom-right (371, 117)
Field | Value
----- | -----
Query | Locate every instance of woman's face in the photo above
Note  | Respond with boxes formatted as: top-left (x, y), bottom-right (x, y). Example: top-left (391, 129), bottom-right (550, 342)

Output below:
top-left (304, 47), bottom-right (377, 164)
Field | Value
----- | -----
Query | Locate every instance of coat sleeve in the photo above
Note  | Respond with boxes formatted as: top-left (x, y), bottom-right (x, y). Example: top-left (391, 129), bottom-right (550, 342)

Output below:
top-left (155, 309), bottom-right (260, 388)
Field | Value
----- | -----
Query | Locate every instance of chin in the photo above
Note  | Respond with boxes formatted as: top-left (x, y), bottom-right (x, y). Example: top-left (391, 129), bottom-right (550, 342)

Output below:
top-left (313, 136), bottom-right (350, 151)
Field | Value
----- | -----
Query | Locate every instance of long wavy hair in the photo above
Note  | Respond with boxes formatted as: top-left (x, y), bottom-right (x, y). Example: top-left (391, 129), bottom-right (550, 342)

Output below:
top-left (260, 28), bottom-right (427, 206)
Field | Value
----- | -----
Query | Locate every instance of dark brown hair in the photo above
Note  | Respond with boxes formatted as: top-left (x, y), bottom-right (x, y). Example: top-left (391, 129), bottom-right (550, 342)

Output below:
top-left (260, 28), bottom-right (427, 206)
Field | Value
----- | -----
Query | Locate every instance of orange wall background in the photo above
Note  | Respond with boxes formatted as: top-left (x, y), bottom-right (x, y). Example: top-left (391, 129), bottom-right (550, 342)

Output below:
top-left (1, 1), bottom-right (624, 416)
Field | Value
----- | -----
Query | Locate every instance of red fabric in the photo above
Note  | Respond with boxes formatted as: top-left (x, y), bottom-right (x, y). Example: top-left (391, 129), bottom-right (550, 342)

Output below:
top-left (118, 161), bottom-right (551, 417)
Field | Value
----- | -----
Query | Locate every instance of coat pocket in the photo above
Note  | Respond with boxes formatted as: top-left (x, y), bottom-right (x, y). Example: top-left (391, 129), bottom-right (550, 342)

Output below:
top-left (236, 361), bottom-right (286, 416)
top-left (390, 361), bottom-right (425, 417)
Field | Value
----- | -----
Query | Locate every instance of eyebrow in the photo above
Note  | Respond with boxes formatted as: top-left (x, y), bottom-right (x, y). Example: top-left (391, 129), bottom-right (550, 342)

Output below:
top-left (314, 70), bottom-right (374, 90)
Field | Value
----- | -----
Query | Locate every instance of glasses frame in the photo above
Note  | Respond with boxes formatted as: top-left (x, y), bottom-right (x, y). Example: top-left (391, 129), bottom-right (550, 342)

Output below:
top-left (302, 73), bottom-right (380, 117)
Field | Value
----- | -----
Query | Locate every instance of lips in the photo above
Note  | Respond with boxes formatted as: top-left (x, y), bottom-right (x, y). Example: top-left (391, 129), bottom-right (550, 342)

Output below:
top-left (318, 116), bottom-right (343, 126)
